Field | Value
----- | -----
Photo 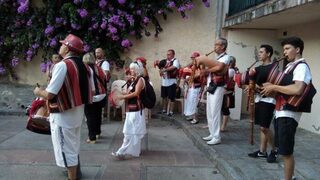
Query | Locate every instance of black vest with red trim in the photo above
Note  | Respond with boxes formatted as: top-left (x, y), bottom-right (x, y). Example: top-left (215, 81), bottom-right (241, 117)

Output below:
top-left (90, 64), bottom-right (107, 95)
top-left (126, 79), bottom-right (142, 112)
top-left (276, 61), bottom-right (316, 112)
top-left (166, 58), bottom-right (178, 79)
top-left (48, 57), bottom-right (93, 113)
top-left (97, 59), bottom-right (111, 83)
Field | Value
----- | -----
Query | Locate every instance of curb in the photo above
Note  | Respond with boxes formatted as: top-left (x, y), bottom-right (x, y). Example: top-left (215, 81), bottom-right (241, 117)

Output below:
top-left (158, 114), bottom-right (244, 180)
top-left (0, 111), bottom-right (25, 116)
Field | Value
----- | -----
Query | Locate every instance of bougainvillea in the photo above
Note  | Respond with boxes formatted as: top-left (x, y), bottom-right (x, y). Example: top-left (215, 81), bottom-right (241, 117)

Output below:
top-left (0, 0), bottom-right (210, 77)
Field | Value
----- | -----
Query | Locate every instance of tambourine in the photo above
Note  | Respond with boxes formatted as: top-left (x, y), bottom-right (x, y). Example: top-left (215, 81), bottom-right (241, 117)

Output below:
top-left (108, 80), bottom-right (126, 108)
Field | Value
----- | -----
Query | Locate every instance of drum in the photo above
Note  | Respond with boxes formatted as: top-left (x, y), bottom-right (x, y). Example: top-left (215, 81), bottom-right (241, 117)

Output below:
top-left (26, 98), bottom-right (50, 135)
top-left (109, 80), bottom-right (127, 108)
top-left (27, 116), bottom-right (50, 135)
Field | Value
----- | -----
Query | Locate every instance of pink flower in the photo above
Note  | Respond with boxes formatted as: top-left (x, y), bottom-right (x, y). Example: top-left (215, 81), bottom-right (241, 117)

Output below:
top-left (118, 0), bottom-right (126, 5)
top-left (168, 1), bottom-right (175, 8)
top-left (84, 44), bottom-right (90, 52)
top-left (77, 9), bottom-right (88, 18)
top-left (40, 62), bottom-right (47, 73)
top-left (99, 0), bottom-right (107, 9)
top-left (121, 39), bottom-right (131, 48)
top-left (0, 64), bottom-right (5, 74)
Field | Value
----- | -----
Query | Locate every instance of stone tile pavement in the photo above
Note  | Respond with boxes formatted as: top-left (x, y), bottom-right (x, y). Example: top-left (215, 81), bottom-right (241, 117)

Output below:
top-left (0, 115), bottom-right (224, 180)
top-left (159, 112), bottom-right (320, 180)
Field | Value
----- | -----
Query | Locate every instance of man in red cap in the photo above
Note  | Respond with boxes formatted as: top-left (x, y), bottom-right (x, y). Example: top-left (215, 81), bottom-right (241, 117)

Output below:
top-left (34, 34), bottom-right (93, 180)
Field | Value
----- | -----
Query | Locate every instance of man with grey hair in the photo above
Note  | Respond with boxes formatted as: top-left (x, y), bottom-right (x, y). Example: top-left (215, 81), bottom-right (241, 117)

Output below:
top-left (201, 37), bottom-right (230, 145)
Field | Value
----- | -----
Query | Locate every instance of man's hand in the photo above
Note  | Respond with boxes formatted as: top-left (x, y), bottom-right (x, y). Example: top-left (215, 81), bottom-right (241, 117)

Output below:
top-left (118, 94), bottom-right (125, 100)
top-left (33, 87), bottom-right (43, 97)
top-left (159, 69), bottom-right (164, 74)
top-left (261, 82), bottom-right (275, 96)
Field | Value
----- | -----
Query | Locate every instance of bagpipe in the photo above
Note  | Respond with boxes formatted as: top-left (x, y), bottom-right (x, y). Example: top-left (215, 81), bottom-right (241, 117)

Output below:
top-left (234, 59), bottom-right (259, 88)
top-left (188, 50), bottom-right (214, 106)
top-left (265, 59), bottom-right (317, 112)
top-left (154, 59), bottom-right (167, 69)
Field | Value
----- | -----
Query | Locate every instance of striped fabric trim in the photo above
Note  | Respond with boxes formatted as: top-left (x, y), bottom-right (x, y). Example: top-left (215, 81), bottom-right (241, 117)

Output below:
top-left (93, 65), bottom-right (107, 94)
top-left (58, 126), bottom-right (68, 168)
top-left (287, 83), bottom-right (311, 107)
top-left (266, 63), bottom-right (279, 84)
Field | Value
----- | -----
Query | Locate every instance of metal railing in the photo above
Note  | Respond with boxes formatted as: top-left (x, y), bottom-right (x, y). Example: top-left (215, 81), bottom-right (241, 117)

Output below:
top-left (228, 0), bottom-right (269, 16)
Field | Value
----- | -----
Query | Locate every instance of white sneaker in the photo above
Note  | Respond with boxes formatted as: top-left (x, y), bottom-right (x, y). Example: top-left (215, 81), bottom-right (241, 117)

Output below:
top-left (202, 135), bottom-right (213, 141)
top-left (111, 152), bottom-right (125, 160)
top-left (207, 138), bottom-right (221, 145)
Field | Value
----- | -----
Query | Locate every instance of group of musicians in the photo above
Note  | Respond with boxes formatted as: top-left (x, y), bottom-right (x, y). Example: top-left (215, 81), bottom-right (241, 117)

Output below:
top-left (157, 37), bottom-right (313, 180)
top-left (33, 33), bottom-right (313, 180)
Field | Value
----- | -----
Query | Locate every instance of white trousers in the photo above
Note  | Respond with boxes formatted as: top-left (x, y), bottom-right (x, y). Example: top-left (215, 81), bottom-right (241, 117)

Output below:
top-left (116, 134), bottom-right (144, 157)
top-left (206, 87), bottom-right (224, 140)
top-left (184, 87), bottom-right (201, 116)
top-left (50, 121), bottom-right (80, 167)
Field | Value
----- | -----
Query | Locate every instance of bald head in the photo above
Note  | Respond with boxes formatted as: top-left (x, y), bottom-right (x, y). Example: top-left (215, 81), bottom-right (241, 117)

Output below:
top-left (95, 48), bottom-right (105, 60)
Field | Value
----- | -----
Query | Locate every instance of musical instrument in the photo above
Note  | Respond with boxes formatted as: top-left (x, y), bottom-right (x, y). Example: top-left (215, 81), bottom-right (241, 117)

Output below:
top-left (205, 50), bottom-right (215, 56)
top-left (266, 58), bottom-right (317, 112)
top-left (109, 80), bottom-right (127, 108)
top-left (26, 97), bottom-right (50, 135)
top-left (266, 56), bottom-right (287, 85)
top-left (154, 59), bottom-right (167, 69)
top-left (248, 79), bottom-right (255, 145)
top-left (197, 64), bottom-right (206, 107)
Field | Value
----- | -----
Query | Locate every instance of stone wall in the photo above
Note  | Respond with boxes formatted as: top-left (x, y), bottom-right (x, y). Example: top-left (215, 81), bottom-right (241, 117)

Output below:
top-left (0, 83), bottom-right (35, 115)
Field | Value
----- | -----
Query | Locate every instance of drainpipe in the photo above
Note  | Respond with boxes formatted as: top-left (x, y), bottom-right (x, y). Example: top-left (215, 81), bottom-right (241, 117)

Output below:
top-left (215, 0), bottom-right (224, 38)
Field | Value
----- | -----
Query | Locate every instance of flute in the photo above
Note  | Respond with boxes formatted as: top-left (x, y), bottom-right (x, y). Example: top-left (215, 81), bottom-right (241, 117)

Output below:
top-left (205, 50), bottom-right (215, 56)
top-left (274, 56), bottom-right (287, 63)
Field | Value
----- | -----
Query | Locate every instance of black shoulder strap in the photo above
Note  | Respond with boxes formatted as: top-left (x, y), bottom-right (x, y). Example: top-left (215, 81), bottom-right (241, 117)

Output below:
top-left (98, 60), bottom-right (105, 67)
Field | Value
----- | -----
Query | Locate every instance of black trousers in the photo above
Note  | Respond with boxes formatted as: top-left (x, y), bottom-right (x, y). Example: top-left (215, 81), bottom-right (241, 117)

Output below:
top-left (84, 102), bottom-right (102, 141)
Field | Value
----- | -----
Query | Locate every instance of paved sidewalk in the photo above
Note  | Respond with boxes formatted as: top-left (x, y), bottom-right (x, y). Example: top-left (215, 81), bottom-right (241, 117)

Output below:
top-left (0, 115), bottom-right (224, 180)
top-left (158, 112), bottom-right (320, 180)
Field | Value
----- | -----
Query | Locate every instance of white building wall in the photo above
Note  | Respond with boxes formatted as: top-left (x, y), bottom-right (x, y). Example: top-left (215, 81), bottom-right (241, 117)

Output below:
top-left (122, 0), bottom-right (217, 98)
top-left (226, 20), bottom-right (320, 133)
top-left (226, 29), bottom-right (282, 120)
